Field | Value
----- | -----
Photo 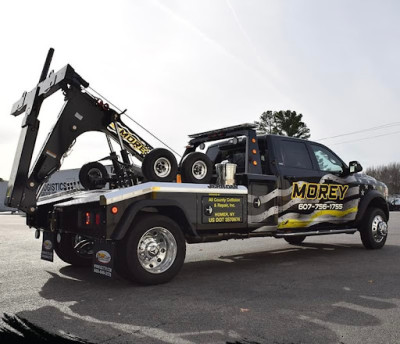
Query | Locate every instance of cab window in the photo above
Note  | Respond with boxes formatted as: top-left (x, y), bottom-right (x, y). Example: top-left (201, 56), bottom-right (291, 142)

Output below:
top-left (310, 144), bottom-right (343, 173)
top-left (278, 141), bottom-right (313, 169)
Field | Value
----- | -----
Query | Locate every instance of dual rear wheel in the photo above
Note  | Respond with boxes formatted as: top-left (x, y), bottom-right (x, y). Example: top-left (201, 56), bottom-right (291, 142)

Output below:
top-left (116, 215), bottom-right (186, 284)
top-left (54, 215), bottom-right (186, 285)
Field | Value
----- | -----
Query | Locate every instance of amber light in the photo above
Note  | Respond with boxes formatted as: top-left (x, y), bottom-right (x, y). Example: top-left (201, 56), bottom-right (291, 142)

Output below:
top-left (252, 149), bottom-right (257, 154)
top-left (111, 206), bottom-right (118, 214)
top-left (251, 138), bottom-right (256, 143)
top-left (252, 160), bottom-right (258, 166)
top-left (85, 212), bottom-right (91, 225)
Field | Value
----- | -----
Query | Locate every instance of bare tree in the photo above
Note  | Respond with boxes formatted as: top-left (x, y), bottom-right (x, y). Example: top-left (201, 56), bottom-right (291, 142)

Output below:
top-left (366, 162), bottom-right (400, 195)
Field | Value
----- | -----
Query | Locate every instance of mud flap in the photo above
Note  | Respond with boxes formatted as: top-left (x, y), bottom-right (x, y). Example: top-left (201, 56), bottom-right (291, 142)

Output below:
top-left (41, 231), bottom-right (55, 262)
top-left (92, 240), bottom-right (115, 278)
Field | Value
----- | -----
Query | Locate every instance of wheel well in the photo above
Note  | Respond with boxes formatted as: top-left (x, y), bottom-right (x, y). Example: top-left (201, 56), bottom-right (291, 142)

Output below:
top-left (137, 206), bottom-right (195, 239)
top-left (367, 197), bottom-right (389, 221)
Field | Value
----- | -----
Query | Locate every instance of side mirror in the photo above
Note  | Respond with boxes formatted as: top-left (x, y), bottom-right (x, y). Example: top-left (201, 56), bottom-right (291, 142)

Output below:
top-left (349, 161), bottom-right (362, 174)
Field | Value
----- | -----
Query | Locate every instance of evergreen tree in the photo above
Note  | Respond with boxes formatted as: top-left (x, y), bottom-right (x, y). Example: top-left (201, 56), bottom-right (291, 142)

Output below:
top-left (255, 110), bottom-right (310, 139)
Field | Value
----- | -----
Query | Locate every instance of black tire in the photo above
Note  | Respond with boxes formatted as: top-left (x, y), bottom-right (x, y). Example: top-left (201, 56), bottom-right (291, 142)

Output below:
top-left (284, 236), bottom-right (306, 245)
top-left (79, 162), bottom-right (109, 190)
top-left (117, 215), bottom-right (186, 285)
top-left (181, 152), bottom-right (213, 184)
top-left (359, 207), bottom-right (388, 249)
top-left (142, 148), bottom-right (178, 182)
top-left (54, 233), bottom-right (93, 266)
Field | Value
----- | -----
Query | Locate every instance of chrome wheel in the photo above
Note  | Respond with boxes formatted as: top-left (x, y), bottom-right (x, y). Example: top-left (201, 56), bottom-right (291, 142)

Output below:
top-left (54, 233), bottom-right (93, 266)
top-left (192, 160), bottom-right (207, 180)
top-left (73, 235), bottom-right (94, 258)
top-left (153, 157), bottom-right (172, 178)
top-left (137, 227), bottom-right (177, 274)
top-left (371, 215), bottom-right (388, 243)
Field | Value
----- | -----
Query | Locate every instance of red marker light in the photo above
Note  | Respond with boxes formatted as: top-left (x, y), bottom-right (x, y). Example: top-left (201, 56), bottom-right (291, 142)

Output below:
top-left (111, 206), bottom-right (118, 214)
top-left (85, 212), bottom-right (91, 225)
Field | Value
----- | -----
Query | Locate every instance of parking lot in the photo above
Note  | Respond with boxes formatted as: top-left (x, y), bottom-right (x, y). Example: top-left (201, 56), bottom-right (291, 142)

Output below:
top-left (1, 212), bottom-right (400, 344)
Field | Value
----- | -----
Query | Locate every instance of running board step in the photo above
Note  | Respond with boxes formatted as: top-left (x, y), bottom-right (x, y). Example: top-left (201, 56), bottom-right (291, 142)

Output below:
top-left (274, 229), bottom-right (357, 238)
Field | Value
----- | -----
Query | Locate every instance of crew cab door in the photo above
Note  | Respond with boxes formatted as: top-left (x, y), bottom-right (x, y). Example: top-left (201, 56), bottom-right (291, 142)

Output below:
top-left (272, 136), bottom-right (353, 230)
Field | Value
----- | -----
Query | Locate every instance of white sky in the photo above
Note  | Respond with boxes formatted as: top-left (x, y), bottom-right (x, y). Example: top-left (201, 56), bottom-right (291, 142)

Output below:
top-left (0, 0), bottom-right (399, 179)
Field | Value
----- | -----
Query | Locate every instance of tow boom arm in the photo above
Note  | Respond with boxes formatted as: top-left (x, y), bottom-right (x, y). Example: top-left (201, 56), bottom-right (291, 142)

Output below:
top-left (5, 49), bottom-right (152, 213)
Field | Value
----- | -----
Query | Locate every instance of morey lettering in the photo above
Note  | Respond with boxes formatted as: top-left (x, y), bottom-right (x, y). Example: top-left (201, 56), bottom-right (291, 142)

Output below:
top-left (291, 182), bottom-right (349, 201)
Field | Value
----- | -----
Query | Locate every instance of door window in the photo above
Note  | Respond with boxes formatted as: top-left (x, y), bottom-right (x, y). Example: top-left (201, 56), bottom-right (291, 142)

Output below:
top-left (310, 144), bottom-right (343, 173)
top-left (278, 141), bottom-right (313, 169)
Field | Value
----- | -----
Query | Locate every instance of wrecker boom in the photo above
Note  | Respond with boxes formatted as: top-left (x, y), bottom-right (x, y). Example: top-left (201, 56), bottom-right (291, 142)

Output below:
top-left (6, 49), bottom-right (153, 213)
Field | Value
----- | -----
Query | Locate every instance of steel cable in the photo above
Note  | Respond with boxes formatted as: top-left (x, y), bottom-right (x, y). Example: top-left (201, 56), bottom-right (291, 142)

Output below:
top-left (87, 86), bottom-right (182, 157)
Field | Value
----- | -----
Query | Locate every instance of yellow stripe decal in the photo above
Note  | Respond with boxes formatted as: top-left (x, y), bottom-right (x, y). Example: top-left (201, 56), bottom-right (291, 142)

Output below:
top-left (278, 207), bottom-right (358, 229)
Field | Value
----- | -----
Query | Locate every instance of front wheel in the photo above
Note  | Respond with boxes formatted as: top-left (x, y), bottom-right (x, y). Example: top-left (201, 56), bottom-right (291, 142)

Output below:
top-left (359, 207), bottom-right (388, 249)
top-left (54, 233), bottom-right (93, 266)
top-left (117, 215), bottom-right (186, 284)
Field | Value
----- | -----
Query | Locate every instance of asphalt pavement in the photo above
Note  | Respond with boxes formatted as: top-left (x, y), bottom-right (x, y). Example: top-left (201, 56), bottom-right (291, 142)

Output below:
top-left (1, 212), bottom-right (400, 344)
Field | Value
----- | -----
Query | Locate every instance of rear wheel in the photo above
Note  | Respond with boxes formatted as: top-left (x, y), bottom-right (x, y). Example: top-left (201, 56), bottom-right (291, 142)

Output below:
top-left (359, 207), bottom-right (388, 249)
top-left (116, 215), bottom-right (186, 284)
top-left (54, 233), bottom-right (93, 266)
top-left (284, 236), bottom-right (306, 245)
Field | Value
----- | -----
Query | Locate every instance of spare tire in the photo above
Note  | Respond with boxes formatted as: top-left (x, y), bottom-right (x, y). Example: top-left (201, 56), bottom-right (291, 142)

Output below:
top-left (142, 148), bottom-right (178, 182)
top-left (79, 162), bottom-right (109, 190)
top-left (181, 152), bottom-right (213, 184)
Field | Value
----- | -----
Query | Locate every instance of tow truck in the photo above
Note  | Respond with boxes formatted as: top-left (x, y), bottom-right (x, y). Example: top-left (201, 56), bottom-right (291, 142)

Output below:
top-left (5, 50), bottom-right (390, 284)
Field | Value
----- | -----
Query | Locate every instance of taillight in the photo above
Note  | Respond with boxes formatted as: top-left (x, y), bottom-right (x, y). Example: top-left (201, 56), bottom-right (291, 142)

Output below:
top-left (95, 213), bottom-right (101, 225)
top-left (83, 211), bottom-right (102, 226)
top-left (85, 212), bottom-right (91, 225)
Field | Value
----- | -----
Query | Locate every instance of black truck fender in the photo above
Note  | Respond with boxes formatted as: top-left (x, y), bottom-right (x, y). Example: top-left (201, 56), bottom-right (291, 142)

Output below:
top-left (354, 190), bottom-right (389, 226)
top-left (111, 199), bottom-right (198, 241)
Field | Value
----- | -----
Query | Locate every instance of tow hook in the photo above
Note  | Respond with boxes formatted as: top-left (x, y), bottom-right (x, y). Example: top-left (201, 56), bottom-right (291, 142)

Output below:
top-left (378, 221), bottom-right (388, 236)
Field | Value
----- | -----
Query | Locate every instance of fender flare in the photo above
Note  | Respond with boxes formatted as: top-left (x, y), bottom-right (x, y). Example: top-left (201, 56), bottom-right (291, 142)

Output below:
top-left (111, 199), bottom-right (198, 240)
top-left (355, 190), bottom-right (389, 225)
